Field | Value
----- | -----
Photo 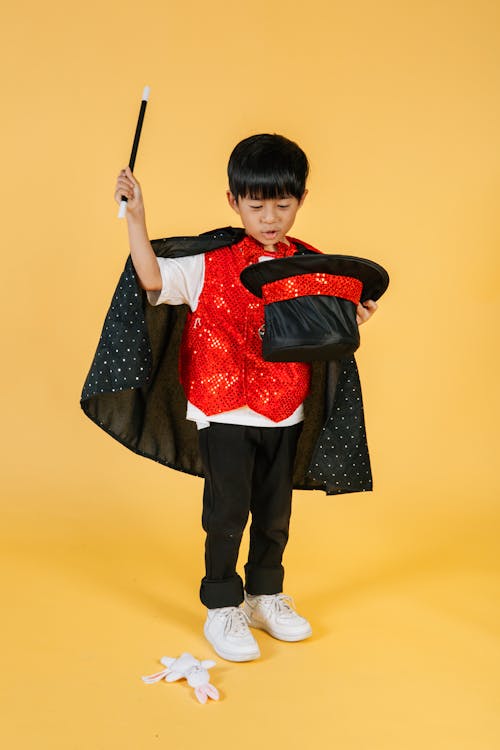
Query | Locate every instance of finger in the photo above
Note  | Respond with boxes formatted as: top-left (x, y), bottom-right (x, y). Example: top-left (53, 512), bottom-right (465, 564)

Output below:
top-left (116, 177), bottom-right (134, 191)
top-left (114, 184), bottom-right (134, 199)
top-left (115, 188), bottom-right (134, 206)
top-left (116, 177), bottom-right (137, 194)
top-left (357, 302), bottom-right (369, 316)
top-left (125, 166), bottom-right (137, 183)
top-left (356, 304), bottom-right (370, 324)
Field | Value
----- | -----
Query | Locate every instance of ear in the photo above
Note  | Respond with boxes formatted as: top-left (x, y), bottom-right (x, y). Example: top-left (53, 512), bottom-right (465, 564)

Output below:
top-left (195, 686), bottom-right (208, 704)
top-left (226, 190), bottom-right (240, 214)
top-left (298, 189), bottom-right (308, 208)
top-left (206, 683), bottom-right (220, 700)
top-left (141, 668), bottom-right (169, 684)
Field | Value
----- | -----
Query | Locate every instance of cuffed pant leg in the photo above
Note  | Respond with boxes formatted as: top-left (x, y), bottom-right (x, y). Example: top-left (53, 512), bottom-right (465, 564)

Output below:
top-left (244, 423), bottom-right (303, 596)
top-left (198, 423), bottom-right (256, 608)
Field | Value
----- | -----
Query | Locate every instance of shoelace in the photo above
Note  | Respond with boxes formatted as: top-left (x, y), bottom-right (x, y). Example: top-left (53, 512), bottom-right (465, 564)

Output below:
top-left (259, 594), bottom-right (299, 619)
top-left (217, 606), bottom-right (251, 636)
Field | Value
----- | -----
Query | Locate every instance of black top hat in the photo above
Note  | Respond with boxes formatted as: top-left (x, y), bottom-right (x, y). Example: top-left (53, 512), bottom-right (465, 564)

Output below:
top-left (240, 253), bottom-right (390, 362)
top-left (240, 253), bottom-right (389, 302)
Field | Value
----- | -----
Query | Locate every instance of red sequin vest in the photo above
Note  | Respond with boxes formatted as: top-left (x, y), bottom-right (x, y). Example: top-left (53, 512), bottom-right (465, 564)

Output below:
top-left (179, 238), bottom-right (312, 421)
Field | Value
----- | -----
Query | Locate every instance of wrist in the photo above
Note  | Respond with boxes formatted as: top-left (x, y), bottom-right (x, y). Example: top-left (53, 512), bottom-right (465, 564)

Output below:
top-left (126, 207), bottom-right (146, 227)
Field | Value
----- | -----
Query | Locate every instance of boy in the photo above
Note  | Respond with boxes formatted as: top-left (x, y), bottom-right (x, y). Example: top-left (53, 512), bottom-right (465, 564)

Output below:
top-left (111, 134), bottom-right (378, 662)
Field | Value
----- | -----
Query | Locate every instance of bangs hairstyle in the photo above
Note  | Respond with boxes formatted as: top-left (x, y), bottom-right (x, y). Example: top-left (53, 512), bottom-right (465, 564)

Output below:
top-left (228, 133), bottom-right (309, 201)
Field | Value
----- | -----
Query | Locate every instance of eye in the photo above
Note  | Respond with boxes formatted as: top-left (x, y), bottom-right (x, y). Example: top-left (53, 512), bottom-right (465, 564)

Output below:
top-left (278, 204), bottom-right (291, 209)
top-left (249, 205), bottom-right (263, 210)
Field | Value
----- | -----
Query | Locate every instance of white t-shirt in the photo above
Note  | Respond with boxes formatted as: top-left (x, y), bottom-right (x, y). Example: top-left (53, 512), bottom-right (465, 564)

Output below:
top-left (146, 253), bottom-right (305, 429)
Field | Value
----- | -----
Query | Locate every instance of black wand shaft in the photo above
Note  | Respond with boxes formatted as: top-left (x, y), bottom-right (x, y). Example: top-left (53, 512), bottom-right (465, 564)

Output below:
top-left (118, 86), bottom-right (150, 218)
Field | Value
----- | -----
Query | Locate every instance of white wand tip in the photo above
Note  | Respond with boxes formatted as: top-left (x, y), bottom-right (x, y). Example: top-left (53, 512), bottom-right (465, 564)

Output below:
top-left (118, 199), bottom-right (127, 218)
top-left (142, 85), bottom-right (150, 101)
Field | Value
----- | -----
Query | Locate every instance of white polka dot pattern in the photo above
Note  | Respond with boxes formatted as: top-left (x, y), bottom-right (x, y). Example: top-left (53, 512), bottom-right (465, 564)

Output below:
top-left (80, 228), bottom-right (374, 496)
top-left (307, 357), bottom-right (372, 494)
top-left (82, 258), bottom-right (152, 400)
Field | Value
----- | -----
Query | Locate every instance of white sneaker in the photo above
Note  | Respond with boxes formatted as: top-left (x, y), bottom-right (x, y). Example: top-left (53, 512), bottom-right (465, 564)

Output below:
top-left (243, 593), bottom-right (312, 642)
top-left (204, 606), bottom-right (260, 662)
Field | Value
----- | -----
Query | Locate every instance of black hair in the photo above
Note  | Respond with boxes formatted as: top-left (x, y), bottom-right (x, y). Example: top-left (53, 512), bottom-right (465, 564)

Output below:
top-left (227, 133), bottom-right (309, 201)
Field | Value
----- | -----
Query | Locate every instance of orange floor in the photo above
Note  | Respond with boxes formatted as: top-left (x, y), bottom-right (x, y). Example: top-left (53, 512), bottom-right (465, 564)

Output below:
top-left (3, 465), bottom-right (499, 749)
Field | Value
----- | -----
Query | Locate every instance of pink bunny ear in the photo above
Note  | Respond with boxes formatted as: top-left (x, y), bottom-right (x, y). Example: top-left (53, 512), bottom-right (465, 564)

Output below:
top-left (141, 668), bottom-right (169, 684)
top-left (205, 683), bottom-right (220, 701)
top-left (194, 686), bottom-right (208, 704)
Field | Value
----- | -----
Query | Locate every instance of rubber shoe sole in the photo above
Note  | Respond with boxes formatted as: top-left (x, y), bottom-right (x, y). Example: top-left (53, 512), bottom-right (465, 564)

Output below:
top-left (247, 617), bottom-right (312, 642)
top-left (243, 604), bottom-right (313, 642)
top-left (203, 621), bottom-right (260, 662)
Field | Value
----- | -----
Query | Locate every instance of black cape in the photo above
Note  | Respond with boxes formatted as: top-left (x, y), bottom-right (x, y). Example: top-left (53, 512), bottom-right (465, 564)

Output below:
top-left (80, 226), bottom-right (373, 495)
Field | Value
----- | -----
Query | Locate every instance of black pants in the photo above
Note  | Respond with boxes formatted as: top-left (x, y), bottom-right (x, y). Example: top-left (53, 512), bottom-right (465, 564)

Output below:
top-left (198, 421), bottom-right (303, 609)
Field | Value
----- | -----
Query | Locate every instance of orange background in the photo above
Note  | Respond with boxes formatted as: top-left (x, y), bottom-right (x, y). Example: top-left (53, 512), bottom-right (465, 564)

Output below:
top-left (2, 1), bottom-right (499, 747)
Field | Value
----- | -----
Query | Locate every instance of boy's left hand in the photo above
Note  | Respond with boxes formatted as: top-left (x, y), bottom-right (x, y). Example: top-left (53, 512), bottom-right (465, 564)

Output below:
top-left (356, 299), bottom-right (378, 326)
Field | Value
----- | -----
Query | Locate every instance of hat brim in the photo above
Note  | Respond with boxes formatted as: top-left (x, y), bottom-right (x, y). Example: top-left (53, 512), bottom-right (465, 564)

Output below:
top-left (240, 254), bottom-right (390, 303)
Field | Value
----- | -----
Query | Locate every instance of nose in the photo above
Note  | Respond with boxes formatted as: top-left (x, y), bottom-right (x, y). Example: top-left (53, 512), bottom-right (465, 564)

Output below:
top-left (261, 204), bottom-right (277, 223)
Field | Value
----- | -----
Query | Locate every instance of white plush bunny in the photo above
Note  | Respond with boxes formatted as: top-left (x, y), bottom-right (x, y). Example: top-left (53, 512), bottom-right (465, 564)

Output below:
top-left (142, 652), bottom-right (220, 704)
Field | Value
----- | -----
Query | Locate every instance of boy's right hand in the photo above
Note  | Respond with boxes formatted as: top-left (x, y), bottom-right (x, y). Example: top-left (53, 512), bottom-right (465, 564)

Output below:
top-left (114, 166), bottom-right (145, 221)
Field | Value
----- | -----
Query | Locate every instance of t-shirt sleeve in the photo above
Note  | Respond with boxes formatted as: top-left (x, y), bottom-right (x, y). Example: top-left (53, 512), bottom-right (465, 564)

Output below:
top-left (146, 254), bottom-right (205, 311)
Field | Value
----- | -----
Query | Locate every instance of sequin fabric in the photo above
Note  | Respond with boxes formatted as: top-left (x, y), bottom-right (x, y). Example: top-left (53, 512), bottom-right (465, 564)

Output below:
top-left (262, 273), bottom-right (362, 305)
top-left (179, 235), bottom-right (311, 421)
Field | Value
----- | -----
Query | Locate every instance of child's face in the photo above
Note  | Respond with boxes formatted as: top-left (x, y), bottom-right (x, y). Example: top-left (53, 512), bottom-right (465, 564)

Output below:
top-left (227, 191), bottom-right (308, 250)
